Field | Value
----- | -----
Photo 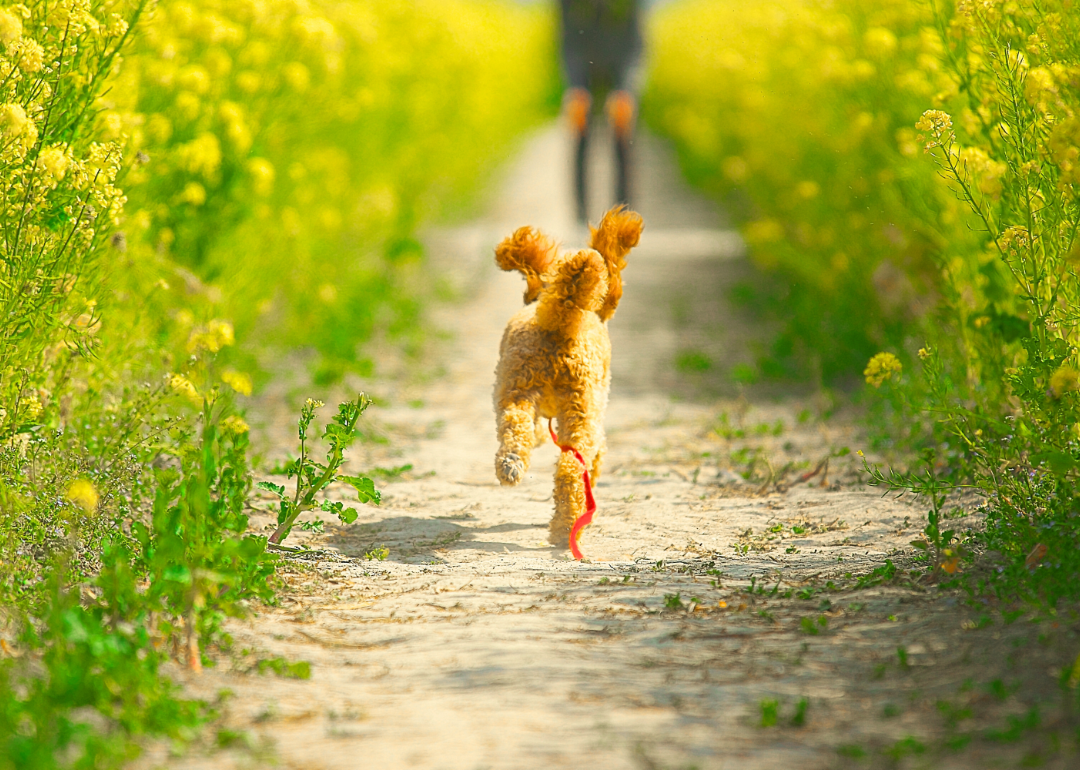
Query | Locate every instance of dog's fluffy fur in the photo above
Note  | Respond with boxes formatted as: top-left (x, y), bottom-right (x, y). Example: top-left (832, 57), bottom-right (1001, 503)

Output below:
top-left (493, 205), bottom-right (643, 548)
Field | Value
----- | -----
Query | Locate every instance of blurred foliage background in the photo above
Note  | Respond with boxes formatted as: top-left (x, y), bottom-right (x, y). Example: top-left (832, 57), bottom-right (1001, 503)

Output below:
top-left (112, 0), bottom-right (559, 382)
top-left (0, 1), bottom-right (556, 766)
top-left (646, 0), bottom-right (1080, 604)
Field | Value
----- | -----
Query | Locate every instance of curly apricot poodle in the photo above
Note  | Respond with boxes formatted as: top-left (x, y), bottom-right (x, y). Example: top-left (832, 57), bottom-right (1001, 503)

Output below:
top-left (492, 205), bottom-right (643, 556)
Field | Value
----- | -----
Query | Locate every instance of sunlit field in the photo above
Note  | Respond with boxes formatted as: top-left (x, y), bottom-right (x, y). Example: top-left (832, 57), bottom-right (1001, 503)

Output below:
top-left (3, 0), bottom-right (1080, 765)
top-left (0, 1), bottom-right (554, 765)
top-left (647, 0), bottom-right (1080, 603)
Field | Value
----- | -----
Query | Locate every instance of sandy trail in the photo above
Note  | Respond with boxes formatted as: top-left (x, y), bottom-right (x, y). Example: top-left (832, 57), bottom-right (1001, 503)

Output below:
top-left (152, 126), bottom-right (1077, 770)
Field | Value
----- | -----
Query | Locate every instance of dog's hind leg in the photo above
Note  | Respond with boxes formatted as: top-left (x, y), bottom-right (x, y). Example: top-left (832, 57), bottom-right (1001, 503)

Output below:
top-left (551, 451), bottom-right (585, 546)
top-left (495, 397), bottom-right (536, 486)
top-left (549, 412), bottom-right (602, 547)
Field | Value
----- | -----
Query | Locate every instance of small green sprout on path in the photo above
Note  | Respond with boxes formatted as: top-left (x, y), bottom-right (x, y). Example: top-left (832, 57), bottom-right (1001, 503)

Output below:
top-left (261, 394), bottom-right (381, 545)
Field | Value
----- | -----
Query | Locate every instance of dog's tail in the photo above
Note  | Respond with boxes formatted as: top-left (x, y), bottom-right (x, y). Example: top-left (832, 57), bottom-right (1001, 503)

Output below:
top-left (535, 249), bottom-right (608, 335)
top-left (495, 226), bottom-right (557, 304)
top-left (589, 205), bottom-right (643, 321)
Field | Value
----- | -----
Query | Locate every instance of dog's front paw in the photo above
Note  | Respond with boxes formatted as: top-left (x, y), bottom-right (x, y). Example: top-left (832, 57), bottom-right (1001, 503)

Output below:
top-left (495, 451), bottom-right (526, 486)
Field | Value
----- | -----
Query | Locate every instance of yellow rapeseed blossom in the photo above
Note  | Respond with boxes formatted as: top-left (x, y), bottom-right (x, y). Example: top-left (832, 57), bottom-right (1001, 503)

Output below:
top-left (915, 109), bottom-right (953, 150)
top-left (0, 8), bottom-right (22, 45)
top-left (220, 414), bottom-right (250, 435)
top-left (1024, 66), bottom-right (1056, 106)
top-left (959, 146), bottom-right (1007, 199)
top-left (864, 27), bottom-right (897, 58)
top-left (186, 319), bottom-right (235, 353)
top-left (38, 146), bottom-right (70, 181)
top-left (178, 132), bottom-right (222, 178)
top-left (12, 38), bottom-right (44, 72)
top-left (66, 479), bottom-right (100, 514)
top-left (179, 181), bottom-right (206, 206)
top-left (0, 103), bottom-right (29, 136)
top-left (998, 225), bottom-right (1032, 255)
top-left (864, 352), bottom-right (902, 388)
top-left (221, 369), bottom-right (252, 396)
top-left (282, 61), bottom-right (310, 92)
top-left (1050, 366), bottom-right (1079, 398)
top-left (246, 157), bottom-right (275, 196)
top-left (19, 395), bottom-right (42, 420)
top-left (208, 319), bottom-right (234, 348)
top-left (169, 373), bottom-right (201, 403)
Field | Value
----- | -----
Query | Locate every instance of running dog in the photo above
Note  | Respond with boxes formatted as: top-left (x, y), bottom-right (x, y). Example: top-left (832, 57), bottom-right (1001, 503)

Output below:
top-left (492, 205), bottom-right (643, 556)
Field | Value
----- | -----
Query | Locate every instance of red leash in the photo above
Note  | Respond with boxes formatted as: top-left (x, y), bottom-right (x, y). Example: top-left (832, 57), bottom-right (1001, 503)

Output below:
top-left (548, 419), bottom-right (596, 560)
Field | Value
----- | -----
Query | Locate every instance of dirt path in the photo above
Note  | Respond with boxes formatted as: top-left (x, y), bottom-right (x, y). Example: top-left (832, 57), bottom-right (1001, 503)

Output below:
top-left (150, 126), bottom-right (1079, 770)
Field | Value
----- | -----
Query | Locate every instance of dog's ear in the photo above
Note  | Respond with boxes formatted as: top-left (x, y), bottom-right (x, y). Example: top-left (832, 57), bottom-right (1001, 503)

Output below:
top-left (495, 226), bottom-right (556, 304)
top-left (589, 205), bottom-right (644, 321)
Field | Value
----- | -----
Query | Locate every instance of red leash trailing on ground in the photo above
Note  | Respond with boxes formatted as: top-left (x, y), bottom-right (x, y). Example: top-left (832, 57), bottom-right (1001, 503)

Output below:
top-left (548, 419), bottom-right (595, 560)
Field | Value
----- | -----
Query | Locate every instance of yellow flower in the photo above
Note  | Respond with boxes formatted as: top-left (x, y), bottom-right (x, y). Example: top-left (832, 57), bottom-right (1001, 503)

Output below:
top-left (38, 147), bottom-right (70, 181)
top-left (1024, 66), bottom-right (1056, 106)
top-left (220, 414), bottom-right (250, 436)
top-left (0, 8), bottom-right (22, 45)
top-left (169, 374), bottom-right (201, 403)
top-left (235, 71), bottom-right (261, 94)
top-left (12, 38), bottom-right (43, 72)
top-left (177, 65), bottom-right (211, 94)
top-left (208, 319), bottom-right (234, 349)
top-left (66, 479), bottom-right (99, 514)
top-left (174, 91), bottom-right (201, 122)
top-left (959, 147), bottom-right (1007, 199)
top-left (915, 109), bottom-right (953, 151)
top-left (246, 158), bottom-right (275, 196)
top-left (864, 28), bottom-right (897, 58)
top-left (0, 103), bottom-right (29, 136)
top-left (998, 225), bottom-right (1031, 255)
top-left (1050, 366), bottom-right (1079, 398)
top-left (146, 113), bottom-right (173, 143)
top-left (19, 395), bottom-right (42, 420)
top-left (177, 133), bottom-right (222, 178)
top-left (864, 352), bottom-right (902, 388)
top-left (221, 369), bottom-right (252, 396)
top-left (282, 61), bottom-right (310, 92)
top-left (179, 181), bottom-right (207, 206)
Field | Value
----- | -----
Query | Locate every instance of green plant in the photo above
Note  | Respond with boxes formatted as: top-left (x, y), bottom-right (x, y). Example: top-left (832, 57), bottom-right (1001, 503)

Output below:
top-left (800, 615), bottom-right (828, 635)
top-left (663, 593), bottom-right (684, 610)
top-left (364, 546), bottom-right (390, 561)
top-left (255, 657), bottom-right (311, 680)
top-left (759, 698), bottom-right (780, 728)
top-left (791, 697), bottom-right (809, 727)
top-left (133, 395), bottom-right (276, 671)
top-left (258, 395), bottom-right (380, 546)
top-left (0, 570), bottom-right (205, 770)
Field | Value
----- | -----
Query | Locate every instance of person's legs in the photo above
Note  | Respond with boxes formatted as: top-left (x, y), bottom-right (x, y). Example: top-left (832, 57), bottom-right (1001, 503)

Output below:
top-left (606, 89), bottom-right (636, 205)
top-left (564, 87), bottom-right (592, 224)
